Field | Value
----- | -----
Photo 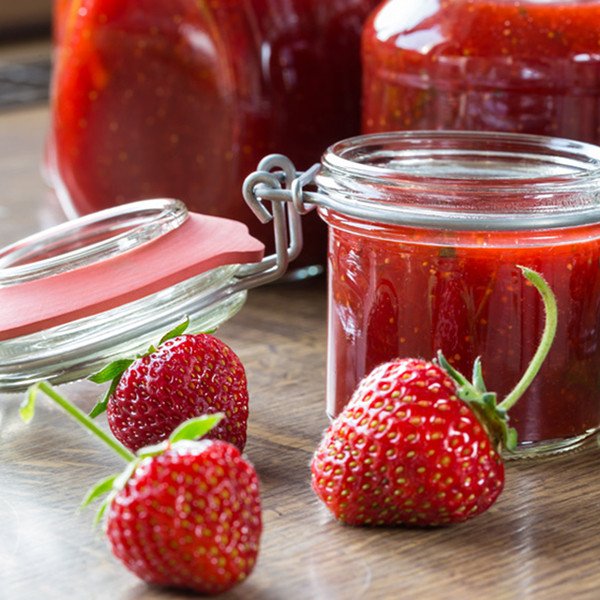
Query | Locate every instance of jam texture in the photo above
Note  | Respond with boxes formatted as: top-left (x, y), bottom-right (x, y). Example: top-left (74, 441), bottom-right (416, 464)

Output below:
top-left (363, 0), bottom-right (600, 142)
top-left (49, 0), bottom-right (379, 263)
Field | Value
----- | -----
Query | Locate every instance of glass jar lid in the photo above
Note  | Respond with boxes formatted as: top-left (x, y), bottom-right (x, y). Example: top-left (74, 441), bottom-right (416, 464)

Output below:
top-left (0, 199), bottom-right (286, 392)
top-left (0, 198), bottom-right (187, 283)
top-left (313, 131), bottom-right (600, 231)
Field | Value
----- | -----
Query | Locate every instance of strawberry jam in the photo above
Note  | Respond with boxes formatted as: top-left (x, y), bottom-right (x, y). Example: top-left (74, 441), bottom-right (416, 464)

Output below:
top-left (363, 0), bottom-right (600, 142)
top-left (317, 131), bottom-right (600, 456)
top-left (47, 0), bottom-right (378, 267)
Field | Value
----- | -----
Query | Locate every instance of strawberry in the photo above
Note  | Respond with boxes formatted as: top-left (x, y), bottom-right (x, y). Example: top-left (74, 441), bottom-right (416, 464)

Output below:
top-left (311, 358), bottom-right (503, 525)
top-left (105, 438), bottom-right (260, 593)
top-left (21, 385), bottom-right (262, 595)
top-left (89, 319), bottom-right (248, 453)
top-left (311, 267), bottom-right (557, 526)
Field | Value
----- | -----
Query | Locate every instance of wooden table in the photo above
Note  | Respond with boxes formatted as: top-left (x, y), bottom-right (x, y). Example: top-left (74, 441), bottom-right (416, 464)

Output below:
top-left (1, 105), bottom-right (600, 600)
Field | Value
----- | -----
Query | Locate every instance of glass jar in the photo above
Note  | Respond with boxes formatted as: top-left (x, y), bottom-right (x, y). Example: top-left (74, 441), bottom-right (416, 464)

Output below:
top-left (362, 0), bottom-right (600, 143)
top-left (46, 0), bottom-right (378, 272)
top-left (244, 131), bottom-right (600, 457)
top-left (0, 175), bottom-right (300, 391)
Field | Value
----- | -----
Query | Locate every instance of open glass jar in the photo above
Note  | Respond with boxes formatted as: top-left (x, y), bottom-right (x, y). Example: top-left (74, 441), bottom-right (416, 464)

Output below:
top-left (245, 131), bottom-right (600, 457)
top-left (0, 172), bottom-right (302, 391)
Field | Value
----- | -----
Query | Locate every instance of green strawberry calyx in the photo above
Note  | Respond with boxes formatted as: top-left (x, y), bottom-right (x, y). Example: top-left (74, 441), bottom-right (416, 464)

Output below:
top-left (437, 352), bottom-right (518, 452)
top-left (82, 414), bottom-right (224, 525)
top-left (87, 316), bottom-right (216, 418)
top-left (436, 266), bottom-right (558, 453)
top-left (20, 380), bottom-right (223, 523)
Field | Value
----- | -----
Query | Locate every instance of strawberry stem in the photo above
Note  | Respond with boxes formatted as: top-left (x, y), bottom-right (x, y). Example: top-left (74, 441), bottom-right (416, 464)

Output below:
top-left (498, 267), bottom-right (558, 412)
top-left (23, 382), bottom-right (135, 463)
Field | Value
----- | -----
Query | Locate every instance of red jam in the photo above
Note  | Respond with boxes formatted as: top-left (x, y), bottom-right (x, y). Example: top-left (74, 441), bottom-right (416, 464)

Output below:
top-left (362, 0), bottom-right (600, 142)
top-left (327, 217), bottom-right (600, 447)
top-left (318, 132), bottom-right (600, 454)
top-left (48, 0), bottom-right (378, 265)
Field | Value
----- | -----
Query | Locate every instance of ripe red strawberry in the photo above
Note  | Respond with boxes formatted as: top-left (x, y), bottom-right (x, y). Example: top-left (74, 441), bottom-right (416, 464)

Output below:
top-left (21, 386), bottom-right (262, 595)
top-left (89, 320), bottom-right (248, 452)
top-left (311, 267), bottom-right (557, 526)
top-left (312, 358), bottom-right (504, 526)
top-left (106, 439), bottom-right (261, 593)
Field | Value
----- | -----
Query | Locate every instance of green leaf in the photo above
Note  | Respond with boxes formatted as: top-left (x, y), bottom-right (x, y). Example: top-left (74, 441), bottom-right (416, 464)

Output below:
top-left (159, 317), bottom-right (190, 346)
top-left (88, 359), bottom-right (134, 384)
top-left (81, 474), bottom-right (118, 509)
top-left (20, 383), bottom-right (40, 423)
top-left (481, 392), bottom-right (497, 408)
top-left (197, 327), bottom-right (217, 335)
top-left (139, 345), bottom-right (156, 358)
top-left (436, 351), bottom-right (469, 388)
top-left (136, 441), bottom-right (169, 459)
top-left (88, 459), bottom-right (140, 526)
top-left (472, 357), bottom-right (487, 393)
top-left (94, 498), bottom-right (110, 527)
top-left (88, 394), bottom-right (109, 419)
top-left (437, 351), bottom-right (482, 401)
top-left (169, 414), bottom-right (224, 444)
top-left (505, 427), bottom-right (518, 452)
top-left (89, 376), bottom-right (121, 419)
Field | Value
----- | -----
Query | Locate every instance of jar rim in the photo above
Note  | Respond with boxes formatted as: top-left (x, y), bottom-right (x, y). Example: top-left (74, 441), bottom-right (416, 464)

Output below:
top-left (0, 198), bottom-right (188, 285)
top-left (316, 131), bottom-right (600, 231)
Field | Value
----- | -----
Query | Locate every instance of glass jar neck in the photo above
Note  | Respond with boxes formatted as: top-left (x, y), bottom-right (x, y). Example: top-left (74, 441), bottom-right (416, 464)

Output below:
top-left (315, 131), bottom-right (600, 231)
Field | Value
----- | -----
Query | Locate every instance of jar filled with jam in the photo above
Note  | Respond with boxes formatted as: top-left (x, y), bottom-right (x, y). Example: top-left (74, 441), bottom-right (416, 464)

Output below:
top-left (47, 0), bottom-right (379, 269)
top-left (245, 131), bottom-right (600, 457)
top-left (362, 0), bottom-right (600, 142)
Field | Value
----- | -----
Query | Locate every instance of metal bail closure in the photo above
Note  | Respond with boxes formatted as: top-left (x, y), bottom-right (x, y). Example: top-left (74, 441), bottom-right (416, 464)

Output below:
top-left (242, 153), bottom-right (324, 228)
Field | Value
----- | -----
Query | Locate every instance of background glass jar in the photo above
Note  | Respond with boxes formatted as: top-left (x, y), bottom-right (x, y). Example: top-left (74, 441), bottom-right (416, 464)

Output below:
top-left (305, 131), bottom-right (600, 458)
top-left (47, 0), bottom-right (379, 272)
top-left (362, 0), bottom-right (600, 143)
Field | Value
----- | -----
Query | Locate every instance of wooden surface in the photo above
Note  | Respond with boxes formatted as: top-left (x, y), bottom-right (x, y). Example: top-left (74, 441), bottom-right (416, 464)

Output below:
top-left (0, 1), bottom-right (51, 32)
top-left (2, 105), bottom-right (600, 600)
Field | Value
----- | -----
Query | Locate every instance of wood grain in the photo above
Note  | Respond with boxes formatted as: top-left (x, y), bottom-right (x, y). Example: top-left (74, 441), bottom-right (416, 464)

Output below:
top-left (2, 106), bottom-right (600, 600)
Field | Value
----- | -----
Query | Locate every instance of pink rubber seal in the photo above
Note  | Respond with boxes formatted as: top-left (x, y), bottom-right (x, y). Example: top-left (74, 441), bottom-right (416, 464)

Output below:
top-left (0, 202), bottom-right (264, 341)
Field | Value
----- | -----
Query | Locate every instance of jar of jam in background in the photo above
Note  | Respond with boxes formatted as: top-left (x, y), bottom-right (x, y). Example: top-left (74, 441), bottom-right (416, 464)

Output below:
top-left (362, 1), bottom-right (600, 143)
top-left (46, 0), bottom-right (379, 271)
top-left (306, 131), bottom-right (600, 457)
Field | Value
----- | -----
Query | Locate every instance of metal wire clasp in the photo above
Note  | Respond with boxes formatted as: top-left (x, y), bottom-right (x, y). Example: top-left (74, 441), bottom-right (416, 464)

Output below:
top-left (233, 154), bottom-right (320, 290)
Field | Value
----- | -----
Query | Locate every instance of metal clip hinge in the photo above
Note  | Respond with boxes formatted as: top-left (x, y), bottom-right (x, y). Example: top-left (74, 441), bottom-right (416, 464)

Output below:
top-left (233, 154), bottom-right (320, 290)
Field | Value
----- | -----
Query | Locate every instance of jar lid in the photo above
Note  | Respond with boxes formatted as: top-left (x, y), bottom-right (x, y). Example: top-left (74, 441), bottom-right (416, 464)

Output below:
top-left (0, 199), bottom-right (266, 391)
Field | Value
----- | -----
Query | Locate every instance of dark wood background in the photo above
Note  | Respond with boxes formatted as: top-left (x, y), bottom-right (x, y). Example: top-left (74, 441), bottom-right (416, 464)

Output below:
top-left (1, 105), bottom-right (600, 600)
